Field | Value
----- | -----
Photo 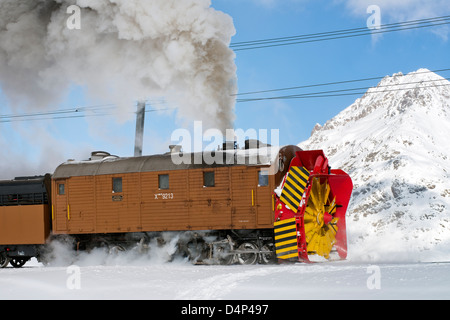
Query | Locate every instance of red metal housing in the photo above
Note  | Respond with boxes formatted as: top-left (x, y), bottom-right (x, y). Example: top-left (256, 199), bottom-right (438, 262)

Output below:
top-left (273, 149), bottom-right (353, 262)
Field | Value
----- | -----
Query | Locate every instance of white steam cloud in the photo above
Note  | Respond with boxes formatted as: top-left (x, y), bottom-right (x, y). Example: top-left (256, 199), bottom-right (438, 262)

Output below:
top-left (0, 0), bottom-right (237, 132)
top-left (43, 232), bottom-right (190, 267)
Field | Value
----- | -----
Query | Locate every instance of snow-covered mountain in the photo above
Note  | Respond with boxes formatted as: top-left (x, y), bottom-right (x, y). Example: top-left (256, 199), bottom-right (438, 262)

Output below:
top-left (299, 68), bottom-right (450, 262)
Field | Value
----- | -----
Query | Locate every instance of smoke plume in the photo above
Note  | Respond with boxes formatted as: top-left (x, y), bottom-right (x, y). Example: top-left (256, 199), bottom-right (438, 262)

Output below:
top-left (0, 0), bottom-right (237, 132)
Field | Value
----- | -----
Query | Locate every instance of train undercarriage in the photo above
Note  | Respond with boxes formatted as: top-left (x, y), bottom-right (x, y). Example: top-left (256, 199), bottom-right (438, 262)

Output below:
top-left (1, 229), bottom-right (279, 268)
top-left (65, 229), bottom-right (279, 266)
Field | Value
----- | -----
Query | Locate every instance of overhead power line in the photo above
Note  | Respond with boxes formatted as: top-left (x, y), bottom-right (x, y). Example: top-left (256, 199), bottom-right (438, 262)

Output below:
top-left (0, 102), bottom-right (173, 123)
top-left (230, 15), bottom-right (450, 51)
top-left (0, 103), bottom-right (116, 120)
top-left (236, 82), bottom-right (450, 102)
top-left (236, 78), bottom-right (450, 103)
top-left (234, 68), bottom-right (450, 97)
top-left (2, 69), bottom-right (449, 121)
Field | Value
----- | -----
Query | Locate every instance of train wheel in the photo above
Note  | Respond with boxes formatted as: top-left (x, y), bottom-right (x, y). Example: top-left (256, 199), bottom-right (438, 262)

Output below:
top-left (109, 245), bottom-right (126, 255)
top-left (236, 242), bottom-right (258, 265)
top-left (304, 177), bottom-right (338, 259)
top-left (9, 258), bottom-right (27, 268)
top-left (259, 243), bottom-right (276, 264)
top-left (0, 253), bottom-right (10, 268)
top-left (213, 242), bottom-right (235, 265)
top-left (185, 239), bottom-right (208, 264)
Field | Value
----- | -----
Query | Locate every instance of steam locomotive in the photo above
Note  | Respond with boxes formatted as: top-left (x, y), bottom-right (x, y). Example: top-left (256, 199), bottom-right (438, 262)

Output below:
top-left (0, 143), bottom-right (352, 268)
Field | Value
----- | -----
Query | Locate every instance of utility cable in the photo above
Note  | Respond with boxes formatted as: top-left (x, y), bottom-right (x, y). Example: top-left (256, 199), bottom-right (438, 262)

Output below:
top-left (231, 15), bottom-right (450, 51)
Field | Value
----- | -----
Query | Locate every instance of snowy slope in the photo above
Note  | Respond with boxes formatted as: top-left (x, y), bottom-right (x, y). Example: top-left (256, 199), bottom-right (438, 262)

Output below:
top-left (299, 69), bottom-right (450, 262)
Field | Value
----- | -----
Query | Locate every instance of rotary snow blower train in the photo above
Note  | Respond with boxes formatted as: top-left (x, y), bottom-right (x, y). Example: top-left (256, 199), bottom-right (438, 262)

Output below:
top-left (0, 144), bottom-right (352, 267)
top-left (273, 146), bottom-right (353, 262)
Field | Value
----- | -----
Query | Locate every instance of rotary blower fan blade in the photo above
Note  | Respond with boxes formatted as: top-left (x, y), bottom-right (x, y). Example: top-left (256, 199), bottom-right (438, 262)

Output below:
top-left (304, 177), bottom-right (338, 259)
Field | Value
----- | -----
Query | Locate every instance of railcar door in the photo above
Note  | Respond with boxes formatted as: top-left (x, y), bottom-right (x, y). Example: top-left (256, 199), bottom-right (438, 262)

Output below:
top-left (255, 167), bottom-right (274, 227)
top-left (54, 179), bottom-right (68, 232)
top-left (231, 166), bottom-right (257, 229)
top-left (66, 176), bottom-right (95, 233)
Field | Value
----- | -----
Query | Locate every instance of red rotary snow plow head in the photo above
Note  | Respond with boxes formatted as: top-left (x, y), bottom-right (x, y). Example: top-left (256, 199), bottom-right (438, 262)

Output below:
top-left (273, 147), bottom-right (353, 263)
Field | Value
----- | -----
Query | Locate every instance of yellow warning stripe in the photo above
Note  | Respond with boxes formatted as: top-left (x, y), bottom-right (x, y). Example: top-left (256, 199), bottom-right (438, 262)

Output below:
top-left (274, 217), bottom-right (299, 260)
top-left (285, 175), bottom-right (306, 192)
top-left (286, 173), bottom-right (307, 191)
top-left (274, 231), bottom-right (297, 241)
top-left (280, 192), bottom-right (300, 211)
top-left (276, 237), bottom-right (297, 247)
top-left (283, 181), bottom-right (303, 201)
top-left (276, 245), bottom-right (298, 254)
top-left (291, 166), bottom-right (309, 183)
top-left (287, 170), bottom-right (308, 189)
top-left (274, 217), bottom-right (296, 227)
top-left (277, 252), bottom-right (299, 259)
top-left (274, 224), bottom-right (297, 233)
top-left (280, 166), bottom-right (310, 212)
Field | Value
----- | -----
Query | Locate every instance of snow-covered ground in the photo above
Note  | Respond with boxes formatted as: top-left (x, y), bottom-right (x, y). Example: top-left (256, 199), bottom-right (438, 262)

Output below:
top-left (1, 249), bottom-right (450, 300)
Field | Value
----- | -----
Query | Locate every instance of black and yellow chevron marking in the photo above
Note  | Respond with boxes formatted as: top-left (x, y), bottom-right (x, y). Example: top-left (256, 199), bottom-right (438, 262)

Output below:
top-left (280, 166), bottom-right (310, 213)
top-left (274, 217), bottom-right (298, 260)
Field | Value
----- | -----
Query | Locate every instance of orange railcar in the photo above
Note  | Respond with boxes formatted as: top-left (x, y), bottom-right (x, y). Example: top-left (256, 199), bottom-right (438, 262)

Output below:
top-left (51, 151), bottom-right (275, 236)
top-left (0, 175), bottom-right (51, 267)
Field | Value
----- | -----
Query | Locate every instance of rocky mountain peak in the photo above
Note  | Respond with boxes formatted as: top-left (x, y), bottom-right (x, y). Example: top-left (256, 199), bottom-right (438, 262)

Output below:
top-left (299, 69), bottom-right (450, 261)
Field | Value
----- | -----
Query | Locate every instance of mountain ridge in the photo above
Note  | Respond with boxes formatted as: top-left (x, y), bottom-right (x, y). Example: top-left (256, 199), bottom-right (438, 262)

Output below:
top-left (299, 68), bottom-right (450, 262)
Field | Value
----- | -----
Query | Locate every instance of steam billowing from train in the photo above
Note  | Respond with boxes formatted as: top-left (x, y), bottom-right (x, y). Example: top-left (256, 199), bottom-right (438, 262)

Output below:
top-left (0, 0), bottom-right (237, 132)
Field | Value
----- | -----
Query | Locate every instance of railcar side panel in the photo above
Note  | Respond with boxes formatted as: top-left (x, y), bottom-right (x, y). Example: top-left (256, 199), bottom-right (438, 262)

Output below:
top-left (0, 205), bottom-right (49, 245)
top-left (141, 170), bottom-right (190, 231)
top-left (188, 167), bottom-right (232, 230)
top-left (51, 164), bottom-right (275, 235)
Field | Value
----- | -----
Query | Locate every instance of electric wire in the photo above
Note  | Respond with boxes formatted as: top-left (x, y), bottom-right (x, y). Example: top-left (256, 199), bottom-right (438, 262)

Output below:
top-left (2, 69), bottom-right (449, 120)
top-left (0, 103), bottom-right (173, 123)
top-left (234, 68), bottom-right (450, 96)
top-left (231, 15), bottom-right (450, 51)
top-left (236, 81), bottom-right (450, 103)
top-left (232, 15), bottom-right (450, 47)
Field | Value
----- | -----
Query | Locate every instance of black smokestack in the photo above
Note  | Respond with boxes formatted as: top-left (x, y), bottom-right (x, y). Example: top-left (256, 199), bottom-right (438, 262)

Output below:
top-left (134, 101), bottom-right (145, 157)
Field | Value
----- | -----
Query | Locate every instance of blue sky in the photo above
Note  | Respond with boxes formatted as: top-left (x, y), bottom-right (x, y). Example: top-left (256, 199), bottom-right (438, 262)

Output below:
top-left (1, 0), bottom-right (450, 178)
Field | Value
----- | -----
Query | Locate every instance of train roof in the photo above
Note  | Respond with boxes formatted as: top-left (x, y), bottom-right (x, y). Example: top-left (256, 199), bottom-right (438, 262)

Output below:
top-left (0, 175), bottom-right (50, 195)
top-left (52, 146), bottom-right (280, 179)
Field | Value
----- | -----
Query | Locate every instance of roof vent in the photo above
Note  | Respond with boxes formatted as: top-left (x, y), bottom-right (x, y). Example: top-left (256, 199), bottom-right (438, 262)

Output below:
top-left (90, 151), bottom-right (111, 160)
top-left (222, 141), bottom-right (237, 150)
top-left (168, 145), bottom-right (182, 153)
top-left (244, 139), bottom-right (270, 150)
